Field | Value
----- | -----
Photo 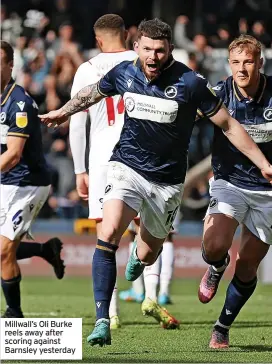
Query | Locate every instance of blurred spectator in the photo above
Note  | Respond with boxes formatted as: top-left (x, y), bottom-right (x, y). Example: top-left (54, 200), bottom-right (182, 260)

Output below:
top-left (174, 15), bottom-right (196, 52)
top-left (238, 18), bottom-right (249, 35)
top-left (49, 0), bottom-right (72, 34)
top-left (45, 52), bottom-right (78, 111)
top-left (47, 135), bottom-right (75, 198)
top-left (0, 5), bottom-right (22, 46)
top-left (12, 36), bottom-right (27, 82)
top-left (46, 22), bottom-right (83, 65)
top-left (211, 24), bottom-right (232, 48)
top-left (21, 41), bottom-right (51, 106)
top-left (20, 0), bottom-right (51, 40)
top-left (251, 21), bottom-right (271, 48)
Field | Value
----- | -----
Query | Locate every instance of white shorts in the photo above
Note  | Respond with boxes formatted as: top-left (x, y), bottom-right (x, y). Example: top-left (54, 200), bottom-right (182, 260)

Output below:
top-left (88, 165), bottom-right (108, 219)
top-left (103, 162), bottom-right (183, 239)
top-left (206, 178), bottom-right (272, 245)
top-left (0, 184), bottom-right (50, 241)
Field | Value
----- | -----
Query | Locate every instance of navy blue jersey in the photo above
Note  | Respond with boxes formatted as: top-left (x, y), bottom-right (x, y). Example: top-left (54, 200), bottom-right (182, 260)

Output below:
top-left (210, 74), bottom-right (272, 191)
top-left (98, 57), bottom-right (222, 184)
top-left (0, 79), bottom-right (50, 186)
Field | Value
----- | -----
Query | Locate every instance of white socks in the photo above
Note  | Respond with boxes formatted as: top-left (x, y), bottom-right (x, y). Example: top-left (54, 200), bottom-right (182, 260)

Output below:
top-left (159, 241), bottom-right (174, 296)
top-left (144, 255), bottom-right (161, 302)
top-left (109, 284), bottom-right (118, 318)
top-left (129, 242), bottom-right (145, 295)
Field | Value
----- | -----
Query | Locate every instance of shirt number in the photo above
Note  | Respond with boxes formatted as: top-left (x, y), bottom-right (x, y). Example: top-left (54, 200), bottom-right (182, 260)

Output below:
top-left (105, 96), bottom-right (125, 126)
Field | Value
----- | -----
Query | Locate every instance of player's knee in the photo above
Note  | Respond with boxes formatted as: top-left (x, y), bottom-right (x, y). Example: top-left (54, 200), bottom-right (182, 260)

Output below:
top-left (0, 237), bottom-right (16, 264)
top-left (203, 233), bottom-right (229, 260)
top-left (99, 225), bottom-right (121, 244)
top-left (137, 246), bottom-right (158, 265)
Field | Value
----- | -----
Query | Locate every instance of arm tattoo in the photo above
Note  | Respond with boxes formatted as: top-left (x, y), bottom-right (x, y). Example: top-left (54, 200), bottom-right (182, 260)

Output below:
top-left (62, 82), bottom-right (102, 116)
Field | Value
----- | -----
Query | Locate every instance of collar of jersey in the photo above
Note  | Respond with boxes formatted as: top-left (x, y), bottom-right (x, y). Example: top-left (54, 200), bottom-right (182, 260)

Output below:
top-left (133, 55), bottom-right (175, 81)
top-left (1, 78), bottom-right (16, 106)
top-left (232, 73), bottom-right (266, 103)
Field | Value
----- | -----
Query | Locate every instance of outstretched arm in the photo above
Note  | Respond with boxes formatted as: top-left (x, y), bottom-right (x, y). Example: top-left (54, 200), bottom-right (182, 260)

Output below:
top-left (39, 82), bottom-right (104, 127)
top-left (62, 83), bottom-right (103, 116)
top-left (210, 105), bottom-right (272, 182)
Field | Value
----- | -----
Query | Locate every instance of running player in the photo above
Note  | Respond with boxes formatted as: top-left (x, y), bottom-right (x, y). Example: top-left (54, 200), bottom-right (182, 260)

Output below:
top-left (69, 14), bottom-right (179, 330)
top-left (39, 19), bottom-right (272, 347)
top-left (0, 41), bottom-right (64, 318)
top-left (120, 210), bottom-right (180, 305)
top-left (197, 35), bottom-right (272, 349)
top-left (69, 14), bottom-right (135, 330)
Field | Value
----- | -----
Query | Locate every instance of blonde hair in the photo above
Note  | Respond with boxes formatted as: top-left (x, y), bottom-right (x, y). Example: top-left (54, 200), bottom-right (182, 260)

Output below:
top-left (228, 34), bottom-right (262, 57)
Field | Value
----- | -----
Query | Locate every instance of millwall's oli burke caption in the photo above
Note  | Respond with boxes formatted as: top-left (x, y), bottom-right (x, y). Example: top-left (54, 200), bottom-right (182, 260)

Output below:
top-left (1, 318), bottom-right (82, 360)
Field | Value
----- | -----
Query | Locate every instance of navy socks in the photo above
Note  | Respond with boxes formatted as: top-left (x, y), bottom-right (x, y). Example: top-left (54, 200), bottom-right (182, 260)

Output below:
top-left (92, 239), bottom-right (118, 320)
top-left (1, 274), bottom-right (22, 315)
top-left (216, 275), bottom-right (257, 330)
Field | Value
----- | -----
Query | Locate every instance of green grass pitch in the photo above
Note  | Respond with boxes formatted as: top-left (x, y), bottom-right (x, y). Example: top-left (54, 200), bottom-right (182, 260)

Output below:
top-left (2, 277), bottom-right (272, 363)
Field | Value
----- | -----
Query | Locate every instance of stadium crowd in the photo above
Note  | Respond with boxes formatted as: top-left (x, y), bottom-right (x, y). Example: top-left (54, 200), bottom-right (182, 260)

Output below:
top-left (2, 0), bottom-right (272, 220)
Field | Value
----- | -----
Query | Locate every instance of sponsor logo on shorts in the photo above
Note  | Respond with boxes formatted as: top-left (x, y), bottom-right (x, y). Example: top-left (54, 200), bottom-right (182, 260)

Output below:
top-left (263, 108), bottom-right (272, 121)
top-left (0, 112), bottom-right (6, 123)
top-left (105, 184), bottom-right (113, 194)
top-left (209, 198), bottom-right (218, 208)
top-left (12, 210), bottom-right (23, 231)
top-left (164, 86), bottom-right (177, 98)
top-left (29, 204), bottom-right (34, 212)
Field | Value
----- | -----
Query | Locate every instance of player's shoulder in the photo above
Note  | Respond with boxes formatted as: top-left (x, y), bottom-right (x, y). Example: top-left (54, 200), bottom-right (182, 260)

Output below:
top-left (10, 84), bottom-right (38, 113)
top-left (91, 50), bottom-right (136, 65)
top-left (75, 60), bottom-right (94, 75)
top-left (179, 67), bottom-right (209, 91)
top-left (211, 76), bottom-right (233, 100)
top-left (171, 60), bottom-right (192, 76)
top-left (165, 60), bottom-right (196, 86)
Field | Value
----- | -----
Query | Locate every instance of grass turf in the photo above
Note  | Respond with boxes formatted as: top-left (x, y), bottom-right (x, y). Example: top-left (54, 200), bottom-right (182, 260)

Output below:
top-left (1, 277), bottom-right (272, 363)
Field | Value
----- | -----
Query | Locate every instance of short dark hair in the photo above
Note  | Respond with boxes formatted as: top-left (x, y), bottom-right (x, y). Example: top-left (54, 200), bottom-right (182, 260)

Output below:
top-left (94, 14), bottom-right (125, 33)
top-left (137, 18), bottom-right (172, 43)
top-left (1, 40), bottom-right (14, 62)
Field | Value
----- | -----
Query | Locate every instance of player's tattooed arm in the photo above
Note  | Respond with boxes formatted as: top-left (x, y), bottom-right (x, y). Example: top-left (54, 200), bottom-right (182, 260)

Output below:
top-left (39, 82), bottom-right (104, 126)
top-left (62, 82), bottom-right (104, 116)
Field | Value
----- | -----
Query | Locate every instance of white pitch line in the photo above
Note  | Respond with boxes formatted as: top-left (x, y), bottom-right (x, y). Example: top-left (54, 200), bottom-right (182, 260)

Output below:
top-left (24, 312), bottom-right (58, 316)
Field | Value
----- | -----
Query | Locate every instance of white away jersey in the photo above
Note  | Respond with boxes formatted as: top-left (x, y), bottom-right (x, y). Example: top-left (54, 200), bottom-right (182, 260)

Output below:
top-left (71, 50), bottom-right (136, 167)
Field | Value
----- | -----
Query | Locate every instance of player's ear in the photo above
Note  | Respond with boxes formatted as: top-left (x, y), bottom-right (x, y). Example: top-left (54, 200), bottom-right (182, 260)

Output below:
top-left (124, 29), bottom-right (128, 41)
top-left (169, 43), bottom-right (174, 54)
top-left (134, 41), bottom-right (139, 53)
top-left (95, 36), bottom-right (103, 51)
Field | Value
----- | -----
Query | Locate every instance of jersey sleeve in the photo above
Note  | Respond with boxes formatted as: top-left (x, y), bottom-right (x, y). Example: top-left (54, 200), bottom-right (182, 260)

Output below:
top-left (7, 99), bottom-right (36, 138)
top-left (211, 80), bottom-right (225, 100)
top-left (97, 63), bottom-right (123, 97)
top-left (188, 73), bottom-right (223, 119)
